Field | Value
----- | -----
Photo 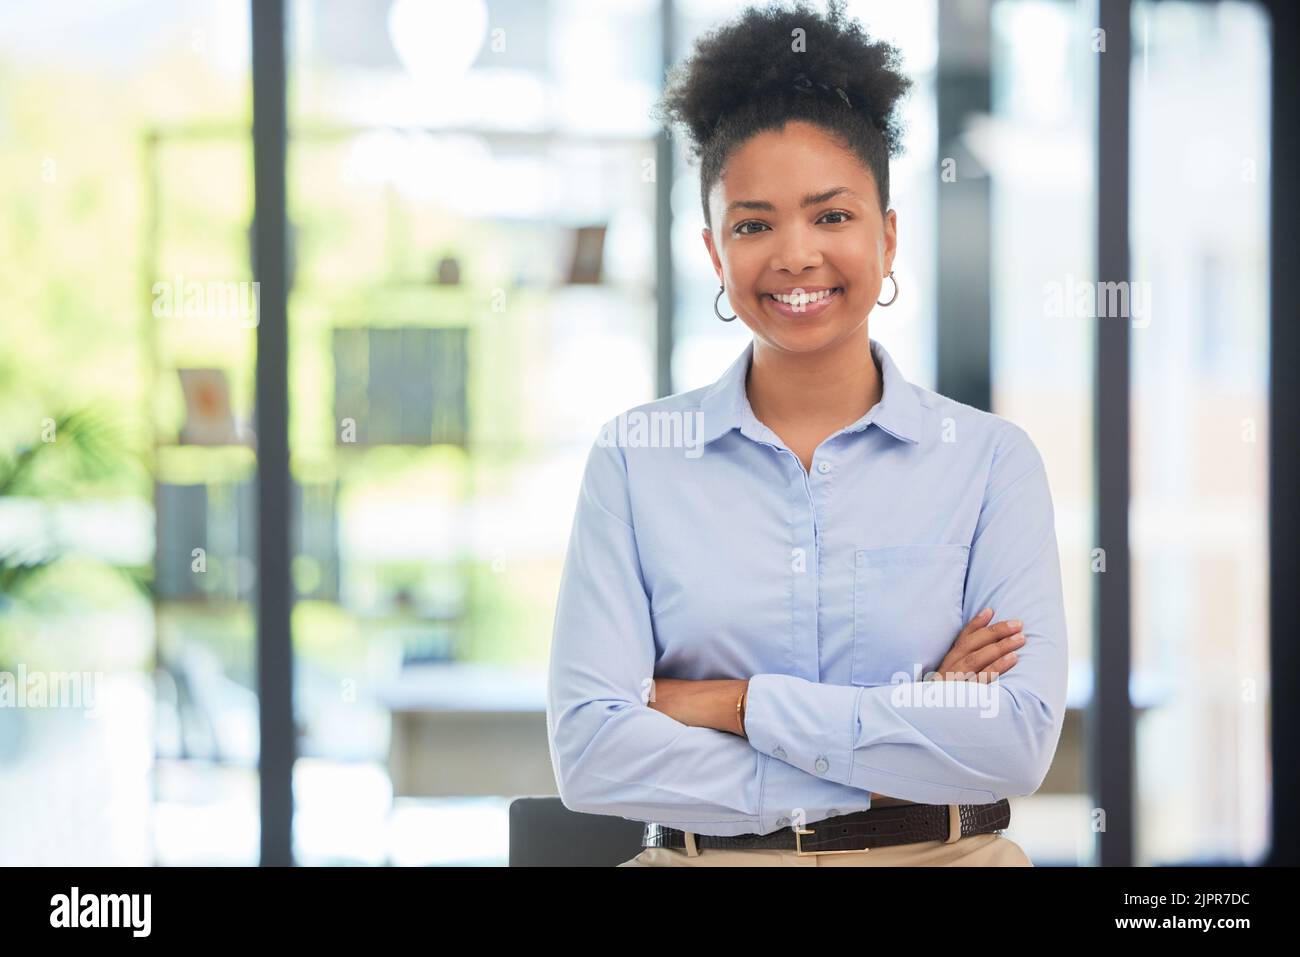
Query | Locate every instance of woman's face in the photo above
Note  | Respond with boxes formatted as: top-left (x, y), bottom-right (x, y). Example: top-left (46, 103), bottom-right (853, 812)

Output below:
top-left (703, 119), bottom-right (897, 356)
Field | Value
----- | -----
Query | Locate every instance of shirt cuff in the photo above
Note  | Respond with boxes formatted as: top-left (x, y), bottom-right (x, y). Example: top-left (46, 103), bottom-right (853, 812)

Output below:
top-left (744, 673), bottom-right (864, 787)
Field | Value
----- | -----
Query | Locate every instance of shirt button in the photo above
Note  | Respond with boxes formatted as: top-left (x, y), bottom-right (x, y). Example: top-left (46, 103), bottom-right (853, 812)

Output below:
top-left (817, 461), bottom-right (832, 474)
top-left (814, 755), bottom-right (829, 774)
top-left (773, 746), bottom-right (787, 760)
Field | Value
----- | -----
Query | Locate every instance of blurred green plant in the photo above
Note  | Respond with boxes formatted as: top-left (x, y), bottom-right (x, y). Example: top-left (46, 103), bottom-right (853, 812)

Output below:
top-left (0, 408), bottom-right (149, 613)
top-left (0, 409), bottom-right (132, 495)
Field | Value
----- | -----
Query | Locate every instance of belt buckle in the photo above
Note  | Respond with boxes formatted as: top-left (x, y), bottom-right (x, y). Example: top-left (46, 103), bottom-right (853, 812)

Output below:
top-left (792, 824), bottom-right (871, 857)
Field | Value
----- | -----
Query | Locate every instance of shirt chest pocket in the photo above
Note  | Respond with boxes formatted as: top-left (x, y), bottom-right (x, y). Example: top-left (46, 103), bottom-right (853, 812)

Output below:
top-left (851, 544), bottom-right (971, 687)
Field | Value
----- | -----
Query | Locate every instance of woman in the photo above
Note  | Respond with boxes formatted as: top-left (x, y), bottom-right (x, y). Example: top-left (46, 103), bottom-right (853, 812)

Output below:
top-left (546, 0), bottom-right (1068, 867)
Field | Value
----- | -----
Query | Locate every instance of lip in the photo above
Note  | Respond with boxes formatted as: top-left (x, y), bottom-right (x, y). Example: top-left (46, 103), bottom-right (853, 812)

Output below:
top-left (762, 286), bottom-right (843, 319)
top-left (767, 285), bottom-right (837, 295)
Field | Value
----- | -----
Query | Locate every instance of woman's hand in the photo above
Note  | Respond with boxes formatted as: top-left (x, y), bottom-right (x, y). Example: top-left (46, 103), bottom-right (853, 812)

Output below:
top-left (928, 608), bottom-right (1025, 682)
top-left (647, 677), bottom-right (749, 736)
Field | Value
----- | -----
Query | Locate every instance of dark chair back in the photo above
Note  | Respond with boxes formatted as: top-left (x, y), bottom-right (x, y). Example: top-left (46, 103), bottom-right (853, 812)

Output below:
top-left (508, 797), bottom-right (646, 866)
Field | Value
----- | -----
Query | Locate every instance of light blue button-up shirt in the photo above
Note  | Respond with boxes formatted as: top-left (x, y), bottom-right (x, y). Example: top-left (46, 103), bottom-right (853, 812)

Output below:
top-left (546, 336), bottom-right (1068, 837)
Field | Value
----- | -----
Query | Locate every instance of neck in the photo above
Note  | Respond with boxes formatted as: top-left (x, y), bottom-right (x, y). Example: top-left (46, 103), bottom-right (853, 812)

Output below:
top-left (746, 333), bottom-right (883, 431)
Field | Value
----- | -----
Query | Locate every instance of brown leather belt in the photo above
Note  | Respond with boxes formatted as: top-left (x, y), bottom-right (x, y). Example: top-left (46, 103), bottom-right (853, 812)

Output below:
top-left (642, 798), bottom-right (1011, 856)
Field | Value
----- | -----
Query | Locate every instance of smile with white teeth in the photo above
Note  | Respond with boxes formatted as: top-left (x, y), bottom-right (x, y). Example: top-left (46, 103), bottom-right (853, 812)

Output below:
top-left (766, 287), bottom-right (841, 305)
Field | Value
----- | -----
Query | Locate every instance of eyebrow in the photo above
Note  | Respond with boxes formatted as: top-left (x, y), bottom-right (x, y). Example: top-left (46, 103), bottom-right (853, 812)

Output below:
top-left (724, 185), bottom-right (863, 217)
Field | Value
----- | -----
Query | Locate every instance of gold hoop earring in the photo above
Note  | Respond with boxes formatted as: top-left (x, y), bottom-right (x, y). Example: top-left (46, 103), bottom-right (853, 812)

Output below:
top-left (714, 284), bottom-right (737, 321)
top-left (877, 270), bottom-right (898, 307)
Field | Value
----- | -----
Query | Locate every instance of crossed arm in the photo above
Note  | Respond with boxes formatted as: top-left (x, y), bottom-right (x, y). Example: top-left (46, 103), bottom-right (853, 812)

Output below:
top-left (547, 423), bottom-right (1067, 830)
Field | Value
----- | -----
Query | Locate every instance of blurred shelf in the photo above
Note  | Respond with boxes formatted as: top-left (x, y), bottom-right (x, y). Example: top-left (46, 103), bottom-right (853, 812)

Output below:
top-left (149, 121), bottom-right (660, 148)
top-left (154, 442), bottom-right (254, 451)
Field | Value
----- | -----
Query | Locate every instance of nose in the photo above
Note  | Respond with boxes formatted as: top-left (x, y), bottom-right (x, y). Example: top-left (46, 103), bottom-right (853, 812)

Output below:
top-left (769, 221), bottom-right (824, 275)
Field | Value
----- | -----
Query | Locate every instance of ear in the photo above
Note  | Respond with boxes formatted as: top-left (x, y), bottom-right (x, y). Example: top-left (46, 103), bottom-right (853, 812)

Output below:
top-left (882, 208), bottom-right (898, 274)
top-left (702, 227), bottom-right (724, 283)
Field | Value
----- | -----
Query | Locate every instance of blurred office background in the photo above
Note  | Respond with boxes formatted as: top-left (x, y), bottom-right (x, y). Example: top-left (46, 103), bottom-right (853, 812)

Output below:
top-left (0, 0), bottom-right (1287, 866)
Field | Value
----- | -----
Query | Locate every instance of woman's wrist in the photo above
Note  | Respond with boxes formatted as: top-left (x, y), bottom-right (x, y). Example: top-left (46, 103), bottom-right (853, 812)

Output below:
top-left (737, 680), bottom-right (748, 736)
top-left (723, 679), bottom-right (749, 737)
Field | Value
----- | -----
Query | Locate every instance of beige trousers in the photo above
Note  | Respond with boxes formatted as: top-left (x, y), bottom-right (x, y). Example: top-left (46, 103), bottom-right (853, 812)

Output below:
top-left (618, 795), bottom-right (1033, 867)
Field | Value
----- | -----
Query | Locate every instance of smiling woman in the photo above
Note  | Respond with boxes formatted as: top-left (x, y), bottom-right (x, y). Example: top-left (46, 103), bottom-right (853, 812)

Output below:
top-left (649, 0), bottom-right (916, 473)
top-left (546, 0), bottom-right (1067, 869)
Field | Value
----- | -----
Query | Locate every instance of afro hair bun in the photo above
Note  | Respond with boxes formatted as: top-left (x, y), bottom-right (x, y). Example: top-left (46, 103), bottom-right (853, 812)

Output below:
top-left (653, 0), bottom-right (912, 158)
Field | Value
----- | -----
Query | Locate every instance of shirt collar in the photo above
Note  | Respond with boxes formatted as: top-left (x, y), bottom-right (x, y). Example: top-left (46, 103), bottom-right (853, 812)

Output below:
top-left (696, 336), bottom-right (924, 448)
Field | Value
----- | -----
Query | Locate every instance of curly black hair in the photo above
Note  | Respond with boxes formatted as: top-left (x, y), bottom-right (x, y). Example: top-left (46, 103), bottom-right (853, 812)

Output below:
top-left (651, 0), bottom-right (913, 232)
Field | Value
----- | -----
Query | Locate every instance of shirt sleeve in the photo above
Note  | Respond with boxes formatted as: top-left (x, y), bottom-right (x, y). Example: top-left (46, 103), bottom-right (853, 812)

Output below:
top-left (742, 424), bottom-right (1069, 805)
top-left (546, 421), bottom-right (769, 834)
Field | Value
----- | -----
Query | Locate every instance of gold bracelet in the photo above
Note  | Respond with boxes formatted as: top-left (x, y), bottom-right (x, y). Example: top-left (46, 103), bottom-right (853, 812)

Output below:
top-left (735, 688), bottom-right (747, 736)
